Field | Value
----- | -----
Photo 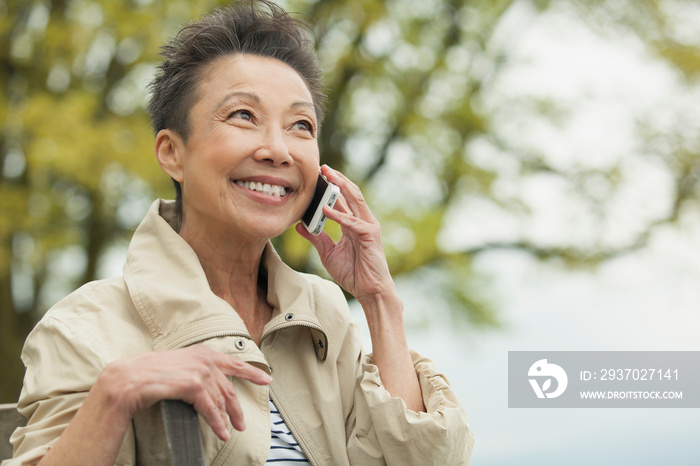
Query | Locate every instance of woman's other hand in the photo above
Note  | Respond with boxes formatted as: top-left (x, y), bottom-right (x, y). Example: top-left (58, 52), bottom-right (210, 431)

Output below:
top-left (98, 344), bottom-right (271, 441)
top-left (295, 165), bottom-right (395, 305)
top-left (36, 345), bottom-right (270, 466)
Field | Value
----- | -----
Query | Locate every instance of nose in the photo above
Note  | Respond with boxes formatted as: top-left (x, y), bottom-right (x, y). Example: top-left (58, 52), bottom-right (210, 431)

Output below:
top-left (253, 127), bottom-right (294, 166)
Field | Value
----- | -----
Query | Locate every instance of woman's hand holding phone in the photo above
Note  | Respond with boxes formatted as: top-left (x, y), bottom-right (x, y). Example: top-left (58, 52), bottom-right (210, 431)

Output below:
top-left (296, 165), bottom-right (395, 304)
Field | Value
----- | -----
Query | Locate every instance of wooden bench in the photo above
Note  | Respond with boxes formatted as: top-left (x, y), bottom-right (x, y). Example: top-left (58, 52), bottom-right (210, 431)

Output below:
top-left (0, 404), bottom-right (26, 462)
top-left (0, 401), bottom-right (205, 465)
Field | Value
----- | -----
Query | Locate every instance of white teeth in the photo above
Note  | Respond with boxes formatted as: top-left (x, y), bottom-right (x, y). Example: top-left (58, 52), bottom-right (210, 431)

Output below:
top-left (235, 180), bottom-right (288, 197)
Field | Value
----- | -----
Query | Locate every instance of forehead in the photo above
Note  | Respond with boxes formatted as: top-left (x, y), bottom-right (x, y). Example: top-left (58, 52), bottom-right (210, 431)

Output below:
top-left (193, 54), bottom-right (314, 112)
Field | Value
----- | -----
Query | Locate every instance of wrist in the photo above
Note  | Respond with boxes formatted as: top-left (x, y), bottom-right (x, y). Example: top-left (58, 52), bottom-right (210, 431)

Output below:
top-left (358, 288), bottom-right (406, 340)
top-left (356, 287), bottom-right (402, 313)
top-left (39, 364), bottom-right (136, 466)
top-left (93, 361), bottom-right (140, 424)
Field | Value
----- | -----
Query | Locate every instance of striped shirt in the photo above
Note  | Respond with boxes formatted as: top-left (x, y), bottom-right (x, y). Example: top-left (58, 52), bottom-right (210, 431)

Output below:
top-left (267, 398), bottom-right (310, 464)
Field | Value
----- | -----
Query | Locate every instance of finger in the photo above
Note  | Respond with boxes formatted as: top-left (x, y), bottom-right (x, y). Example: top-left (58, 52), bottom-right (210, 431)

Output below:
top-left (216, 354), bottom-right (271, 386)
top-left (198, 367), bottom-right (246, 435)
top-left (332, 192), bottom-right (352, 215)
top-left (206, 357), bottom-right (250, 434)
top-left (194, 390), bottom-right (232, 441)
top-left (321, 165), bottom-right (375, 220)
top-left (220, 378), bottom-right (246, 432)
top-left (321, 164), bottom-right (354, 186)
top-left (180, 357), bottom-right (233, 440)
top-left (321, 166), bottom-right (360, 210)
top-left (295, 222), bottom-right (336, 258)
top-left (322, 205), bottom-right (375, 237)
top-left (190, 345), bottom-right (270, 385)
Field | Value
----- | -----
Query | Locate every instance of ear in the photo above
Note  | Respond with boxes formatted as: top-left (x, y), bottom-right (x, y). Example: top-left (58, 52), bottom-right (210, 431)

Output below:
top-left (155, 129), bottom-right (185, 183)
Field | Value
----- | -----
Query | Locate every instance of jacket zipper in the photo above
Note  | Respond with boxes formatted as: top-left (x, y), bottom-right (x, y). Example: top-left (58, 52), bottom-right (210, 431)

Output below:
top-left (269, 386), bottom-right (318, 466)
top-left (171, 329), bottom-right (265, 466)
top-left (174, 321), bottom-right (325, 463)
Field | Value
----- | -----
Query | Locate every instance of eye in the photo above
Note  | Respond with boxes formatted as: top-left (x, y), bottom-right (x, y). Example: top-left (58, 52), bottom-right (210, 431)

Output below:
top-left (229, 109), bottom-right (253, 121)
top-left (292, 120), bottom-right (314, 134)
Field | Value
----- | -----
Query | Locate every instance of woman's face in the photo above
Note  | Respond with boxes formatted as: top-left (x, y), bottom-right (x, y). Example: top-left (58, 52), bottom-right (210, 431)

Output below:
top-left (171, 54), bottom-right (320, 242)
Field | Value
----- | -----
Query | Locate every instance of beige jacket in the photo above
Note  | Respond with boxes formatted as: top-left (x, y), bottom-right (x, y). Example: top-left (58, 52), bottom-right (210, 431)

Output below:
top-left (5, 200), bottom-right (474, 466)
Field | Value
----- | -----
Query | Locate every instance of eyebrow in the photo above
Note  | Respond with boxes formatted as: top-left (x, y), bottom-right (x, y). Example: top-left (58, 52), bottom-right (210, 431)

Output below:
top-left (291, 101), bottom-right (315, 111)
top-left (215, 91), bottom-right (259, 113)
top-left (215, 91), bottom-right (315, 115)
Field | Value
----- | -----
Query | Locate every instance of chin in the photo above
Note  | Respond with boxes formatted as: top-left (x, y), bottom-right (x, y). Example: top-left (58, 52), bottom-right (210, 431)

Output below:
top-left (246, 218), bottom-right (297, 241)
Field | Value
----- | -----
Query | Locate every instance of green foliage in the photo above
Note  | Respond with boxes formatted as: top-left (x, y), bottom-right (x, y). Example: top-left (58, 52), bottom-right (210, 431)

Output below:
top-left (2, 0), bottom-right (700, 402)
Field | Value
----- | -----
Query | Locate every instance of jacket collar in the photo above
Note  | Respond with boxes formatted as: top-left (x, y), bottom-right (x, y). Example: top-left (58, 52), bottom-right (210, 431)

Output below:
top-left (123, 199), bottom-right (328, 360)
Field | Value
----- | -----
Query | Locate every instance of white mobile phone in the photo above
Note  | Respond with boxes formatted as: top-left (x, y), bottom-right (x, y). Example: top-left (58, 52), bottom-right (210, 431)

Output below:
top-left (301, 173), bottom-right (340, 235)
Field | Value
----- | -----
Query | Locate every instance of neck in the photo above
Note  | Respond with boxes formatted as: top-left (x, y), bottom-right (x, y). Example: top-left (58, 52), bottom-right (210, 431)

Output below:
top-left (178, 220), bottom-right (272, 341)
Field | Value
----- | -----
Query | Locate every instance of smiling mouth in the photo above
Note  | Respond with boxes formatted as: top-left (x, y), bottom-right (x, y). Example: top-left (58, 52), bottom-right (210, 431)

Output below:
top-left (235, 180), bottom-right (288, 197)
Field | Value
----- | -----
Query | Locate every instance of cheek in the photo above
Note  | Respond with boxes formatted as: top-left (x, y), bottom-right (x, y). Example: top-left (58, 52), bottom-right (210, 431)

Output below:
top-left (302, 157), bottom-right (320, 189)
top-left (289, 165), bottom-right (316, 212)
top-left (301, 142), bottom-right (320, 169)
top-left (294, 143), bottom-right (320, 187)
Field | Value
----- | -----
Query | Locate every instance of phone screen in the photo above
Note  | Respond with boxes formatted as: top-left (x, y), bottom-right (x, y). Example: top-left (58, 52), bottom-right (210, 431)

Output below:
top-left (302, 174), bottom-right (329, 225)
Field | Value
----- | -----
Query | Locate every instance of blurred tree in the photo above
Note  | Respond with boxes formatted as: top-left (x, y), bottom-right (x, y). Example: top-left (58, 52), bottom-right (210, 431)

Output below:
top-left (1, 0), bottom-right (699, 402)
top-left (0, 0), bottom-right (231, 402)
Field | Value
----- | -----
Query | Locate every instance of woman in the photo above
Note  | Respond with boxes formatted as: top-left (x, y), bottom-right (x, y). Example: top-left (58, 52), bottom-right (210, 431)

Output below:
top-left (5, 1), bottom-right (473, 465)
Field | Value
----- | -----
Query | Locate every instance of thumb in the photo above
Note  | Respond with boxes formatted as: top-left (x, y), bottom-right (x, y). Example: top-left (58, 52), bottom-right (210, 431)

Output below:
top-left (295, 222), bottom-right (335, 259)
